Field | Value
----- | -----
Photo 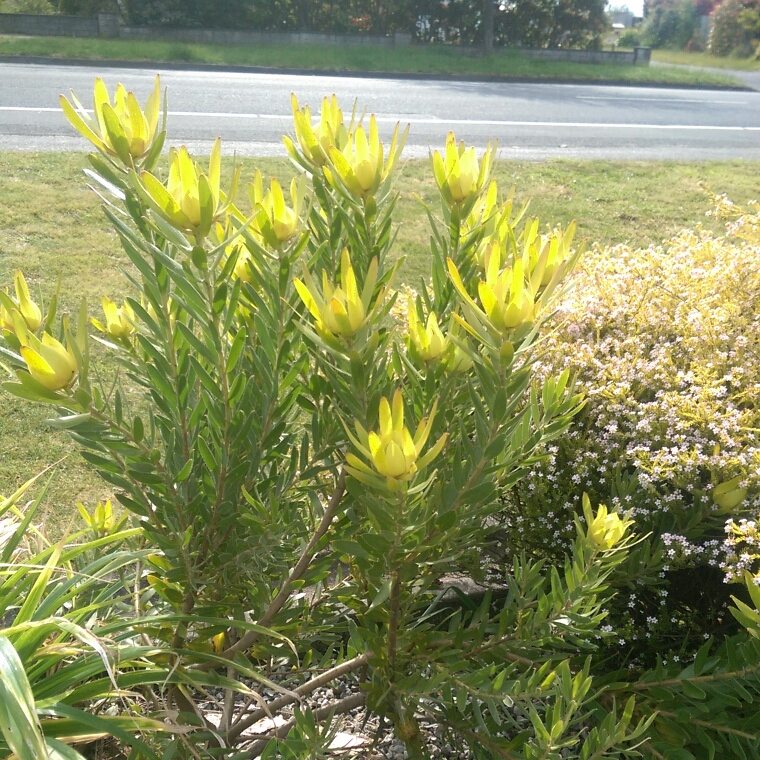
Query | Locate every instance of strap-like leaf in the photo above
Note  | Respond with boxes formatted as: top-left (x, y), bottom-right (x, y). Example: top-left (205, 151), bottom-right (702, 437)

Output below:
top-left (0, 635), bottom-right (49, 760)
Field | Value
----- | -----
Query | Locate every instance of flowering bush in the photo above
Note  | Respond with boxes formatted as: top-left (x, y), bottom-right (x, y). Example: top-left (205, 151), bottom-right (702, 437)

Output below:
top-left (708, 0), bottom-right (759, 55)
top-left (497, 191), bottom-right (760, 670)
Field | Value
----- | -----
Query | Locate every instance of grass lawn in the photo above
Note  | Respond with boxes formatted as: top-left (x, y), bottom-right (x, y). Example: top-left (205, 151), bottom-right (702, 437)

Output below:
top-left (0, 34), bottom-right (744, 87)
top-left (1, 151), bottom-right (759, 527)
top-left (652, 49), bottom-right (760, 71)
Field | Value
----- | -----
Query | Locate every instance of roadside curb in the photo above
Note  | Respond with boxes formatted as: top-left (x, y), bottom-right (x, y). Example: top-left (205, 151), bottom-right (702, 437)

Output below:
top-left (0, 53), bottom-right (751, 91)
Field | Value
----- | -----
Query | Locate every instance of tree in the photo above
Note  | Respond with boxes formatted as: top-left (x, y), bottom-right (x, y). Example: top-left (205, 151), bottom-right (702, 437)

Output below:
top-left (484, 0), bottom-right (494, 52)
top-left (496, 0), bottom-right (608, 48)
top-left (709, 0), bottom-right (759, 55)
top-left (641, 0), bottom-right (704, 48)
top-left (58, 0), bottom-right (120, 14)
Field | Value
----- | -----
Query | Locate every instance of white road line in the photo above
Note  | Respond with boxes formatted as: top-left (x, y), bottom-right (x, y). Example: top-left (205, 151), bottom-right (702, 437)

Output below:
top-left (1, 106), bottom-right (758, 130)
top-left (577, 96), bottom-right (748, 104)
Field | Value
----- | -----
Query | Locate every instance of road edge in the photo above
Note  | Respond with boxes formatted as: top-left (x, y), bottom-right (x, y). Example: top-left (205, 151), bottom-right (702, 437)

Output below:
top-left (0, 53), bottom-right (751, 91)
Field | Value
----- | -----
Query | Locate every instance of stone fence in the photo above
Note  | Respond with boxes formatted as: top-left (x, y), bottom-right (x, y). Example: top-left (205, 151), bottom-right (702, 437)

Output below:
top-left (0, 12), bottom-right (650, 65)
top-left (0, 12), bottom-right (100, 38)
top-left (119, 25), bottom-right (411, 47)
top-left (523, 46), bottom-right (651, 65)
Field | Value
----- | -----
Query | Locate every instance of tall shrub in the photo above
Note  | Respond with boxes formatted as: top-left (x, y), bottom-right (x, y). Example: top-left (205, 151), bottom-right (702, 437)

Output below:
top-left (642, 0), bottom-right (703, 48)
top-left (709, 0), bottom-right (758, 54)
top-left (0, 73), bottom-right (665, 759)
top-left (5, 74), bottom-right (760, 760)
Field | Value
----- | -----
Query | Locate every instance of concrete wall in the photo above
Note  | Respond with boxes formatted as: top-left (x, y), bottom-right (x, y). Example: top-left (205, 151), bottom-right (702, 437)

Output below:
top-left (0, 12), bottom-right (98, 38)
top-left (0, 13), bottom-right (648, 65)
top-left (118, 26), bottom-right (403, 47)
top-left (0, 12), bottom-right (407, 46)
top-left (522, 47), bottom-right (636, 64)
top-left (455, 45), bottom-right (647, 64)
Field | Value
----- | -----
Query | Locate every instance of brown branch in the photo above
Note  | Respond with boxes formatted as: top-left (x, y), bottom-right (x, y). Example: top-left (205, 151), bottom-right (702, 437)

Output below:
top-left (630, 665), bottom-right (760, 691)
top-left (228, 652), bottom-right (369, 744)
top-left (198, 470), bottom-right (347, 671)
top-left (388, 569), bottom-right (401, 673)
top-left (244, 692), bottom-right (366, 758)
top-left (171, 591), bottom-right (197, 649)
top-left (658, 711), bottom-right (758, 741)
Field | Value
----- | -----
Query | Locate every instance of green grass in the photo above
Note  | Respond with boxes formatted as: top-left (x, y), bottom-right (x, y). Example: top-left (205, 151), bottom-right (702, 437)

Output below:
top-left (652, 49), bottom-right (760, 71)
top-left (1, 151), bottom-right (759, 526)
top-left (0, 34), bottom-right (745, 86)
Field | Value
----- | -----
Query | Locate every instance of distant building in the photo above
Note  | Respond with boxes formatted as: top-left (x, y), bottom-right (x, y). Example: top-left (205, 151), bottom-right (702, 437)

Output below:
top-left (610, 10), bottom-right (635, 28)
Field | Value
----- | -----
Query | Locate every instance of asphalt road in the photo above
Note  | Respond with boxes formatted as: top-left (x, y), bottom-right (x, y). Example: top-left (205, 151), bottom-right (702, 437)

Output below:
top-left (1, 60), bottom-right (759, 159)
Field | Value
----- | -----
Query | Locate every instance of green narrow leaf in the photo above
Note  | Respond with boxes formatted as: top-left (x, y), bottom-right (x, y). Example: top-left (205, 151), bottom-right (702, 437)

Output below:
top-left (0, 636), bottom-right (49, 760)
top-left (369, 577), bottom-right (394, 610)
top-left (14, 539), bottom-right (63, 626)
top-left (681, 680), bottom-right (706, 700)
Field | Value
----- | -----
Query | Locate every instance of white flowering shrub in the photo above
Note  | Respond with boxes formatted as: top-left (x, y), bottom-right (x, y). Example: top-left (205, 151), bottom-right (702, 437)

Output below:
top-left (496, 195), bottom-right (760, 668)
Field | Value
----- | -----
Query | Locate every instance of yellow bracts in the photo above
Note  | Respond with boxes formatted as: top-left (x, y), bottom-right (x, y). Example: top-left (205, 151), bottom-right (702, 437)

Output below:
top-left (249, 169), bottom-right (306, 248)
top-left (443, 342), bottom-right (474, 374)
top-left (583, 494), bottom-right (632, 551)
top-left (442, 321), bottom-right (474, 374)
top-left (294, 249), bottom-right (379, 341)
top-left (448, 246), bottom-right (535, 338)
top-left (286, 93), bottom-right (350, 167)
top-left (92, 296), bottom-right (135, 339)
top-left (406, 303), bottom-right (474, 373)
top-left (345, 390), bottom-right (448, 491)
top-left (13, 312), bottom-right (77, 391)
top-left (524, 221), bottom-right (577, 290)
top-left (60, 75), bottom-right (163, 165)
top-left (407, 302), bottom-right (447, 364)
top-left (287, 93), bottom-right (407, 198)
top-left (134, 138), bottom-right (238, 239)
top-left (328, 115), bottom-right (407, 200)
top-left (432, 132), bottom-right (496, 210)
top-left (0, 271), bottom-right (42, 333)
top-left (77, 499), bottom-right (127, 538)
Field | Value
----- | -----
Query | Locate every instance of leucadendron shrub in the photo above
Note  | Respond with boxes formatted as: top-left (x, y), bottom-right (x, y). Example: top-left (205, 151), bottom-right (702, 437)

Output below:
top-left (6, 75), bottom-right (753, 760)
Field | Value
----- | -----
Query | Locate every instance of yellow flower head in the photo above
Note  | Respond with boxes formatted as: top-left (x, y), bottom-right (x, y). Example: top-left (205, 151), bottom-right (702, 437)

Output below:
top-left (0, 303), bottom-right (12, 333)
top-left (345, 390), bottom-right (448, 491)
top-left (525, 221), bottom-right (576, 291)
top-left (77, 499), bottom-right (126, 538)
top-left (432, 133), bottom-right (495, 209)
top-left (232, 245), bottom-right (255, 284)
top-left (407, 301), bottom-right (447, 364)
top-left (442, 321), bottom-right (474, 375)
top-left (249, 170), bottom-right (306, 248)
top-left (60, 75), bottom-right (163, 165)
top-left (288, 93), bottom-right (350, 167)
top-left (294, 249), bottom-right (378, 341)
top-left (327, 116), bottom-right (407, 200)
top-left (443, 342), bottom-right (474, 374)
top-left (464, 180), bottom-right (500, 236)
top-left (582, 494), bottom-right (632, 551)
top-left (713, 476), bottom-right (748, 513)
top-left (135, 138), bottom-right (239, 240)
top-left (463, 180), bottom-right (521, 242)
top-left (449, 246), bottom-right (535, 337)
top-left (1, 271), bottom-right (42, 333)
top-left (94, 296), bottom-right (135, 339)
top-left (13, 312), bottom-right (77, 391)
